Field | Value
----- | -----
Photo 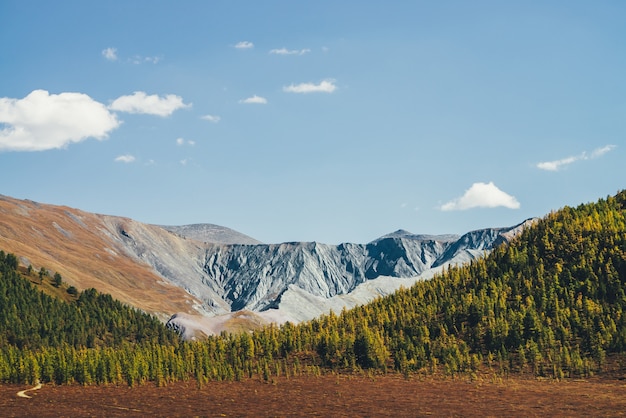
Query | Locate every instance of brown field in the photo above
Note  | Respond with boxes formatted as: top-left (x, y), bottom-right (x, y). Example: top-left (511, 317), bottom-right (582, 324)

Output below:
top-left (2, 374), bottom-right (626, 417)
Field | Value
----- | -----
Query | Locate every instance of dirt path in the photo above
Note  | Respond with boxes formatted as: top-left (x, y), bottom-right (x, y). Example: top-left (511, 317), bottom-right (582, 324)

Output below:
top-left (16, 383), bottom-right (42, 399)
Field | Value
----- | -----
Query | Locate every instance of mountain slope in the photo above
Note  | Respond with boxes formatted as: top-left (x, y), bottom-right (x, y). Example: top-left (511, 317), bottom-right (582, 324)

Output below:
top-left (0, 195), bottom-right (209, 319)
top-left (293, 190), bottom-right (626, 375)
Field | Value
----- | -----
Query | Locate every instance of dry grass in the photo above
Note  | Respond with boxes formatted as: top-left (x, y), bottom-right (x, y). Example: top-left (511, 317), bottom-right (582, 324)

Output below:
top-left (2, 374), bottom-right (626, 417)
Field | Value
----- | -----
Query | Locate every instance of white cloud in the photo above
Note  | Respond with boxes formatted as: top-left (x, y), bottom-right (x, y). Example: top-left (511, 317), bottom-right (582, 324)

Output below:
top-left (536, 156), bottom-right (579, 171)
top-left (115, 154), bottom-right (135, 163)
top-left (109, 92), bottom-right (191, 117)
top-left (201, 114), bottom-right (221, 123)
top-left (235, 41), bottom-right (254, 49)
top-left (440, 182), bottom-right (520, 211)
top-left (102, 47), bottom-right (118, 61)
top-left (0, 90), bottom-right (120, 152)
top-left (283, 79), bottom-right (337, 94)
top-left (130, 55), bottom-right (162, 65)
top-left (537, 144), bottom-right (616, 171)
top-left (270, 47), bottom-right (310, 55)
top-left (239, 95), bottom-right (267, 104)
top-left (101, 48), bottom-right (162, 64)
top-left (590, 144), bottom-right (616, 158)
top-left (176, 137), bottom-right (194, 146)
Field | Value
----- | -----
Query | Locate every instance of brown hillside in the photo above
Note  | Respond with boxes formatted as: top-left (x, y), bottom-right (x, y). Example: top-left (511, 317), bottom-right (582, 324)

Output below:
top-left (0, 195), bottom-right (202, 319)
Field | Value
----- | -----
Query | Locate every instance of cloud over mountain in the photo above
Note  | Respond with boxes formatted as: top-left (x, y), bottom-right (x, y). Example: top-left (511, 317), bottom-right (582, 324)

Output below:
top-left (0, 90), bottom-right (120, 152)
top-left (109, 92), bottom-right (191, 117)
top-left (441, 182), bottom-right (520, 211)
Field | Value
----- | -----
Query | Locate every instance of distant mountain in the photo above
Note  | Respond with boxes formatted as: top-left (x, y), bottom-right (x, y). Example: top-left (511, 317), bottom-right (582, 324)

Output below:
top-left (159, 224), bottom-right (262, 245)
top-left (168, 220), bottom-right (536, 338)
top-left (199, 220), bottom-right (535, 312)
top-left (0, 194), bottom-right (535, 334)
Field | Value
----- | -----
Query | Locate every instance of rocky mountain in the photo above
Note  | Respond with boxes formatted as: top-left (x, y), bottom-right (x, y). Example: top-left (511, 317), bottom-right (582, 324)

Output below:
top-left (0, 194), bottom-right (535, 334)
top-left (166, 219), bottom-right (535, 338)
top-left (196, 220), bottom-right (535, 313)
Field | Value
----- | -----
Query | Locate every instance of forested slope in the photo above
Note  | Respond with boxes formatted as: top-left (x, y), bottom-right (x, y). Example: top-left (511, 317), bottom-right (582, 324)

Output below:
top-left (305, 190), bottom-right (626, 377)
top-left (0, 252), bottom-right (178, 350)
top-left (1, 190), bottom-right (624, 385)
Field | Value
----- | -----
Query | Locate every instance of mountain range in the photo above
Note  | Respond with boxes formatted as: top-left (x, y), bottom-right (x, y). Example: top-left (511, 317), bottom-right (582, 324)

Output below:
top-left (0, 194), bottom-right (534, 336)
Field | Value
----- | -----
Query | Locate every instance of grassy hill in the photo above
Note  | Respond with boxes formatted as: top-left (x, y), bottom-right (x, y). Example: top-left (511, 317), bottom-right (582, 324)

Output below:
top-left (1, 190), bottom-right (625, 385)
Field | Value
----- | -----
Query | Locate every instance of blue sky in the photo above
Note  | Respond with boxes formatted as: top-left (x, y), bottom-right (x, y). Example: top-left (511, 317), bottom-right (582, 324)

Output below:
top-left (0, 1), bottom-right (624, 244)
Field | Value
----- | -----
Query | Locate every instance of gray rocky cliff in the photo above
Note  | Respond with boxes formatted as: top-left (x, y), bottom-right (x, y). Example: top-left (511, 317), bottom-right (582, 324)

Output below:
top-left (196, 219), bottom-right (535, 313)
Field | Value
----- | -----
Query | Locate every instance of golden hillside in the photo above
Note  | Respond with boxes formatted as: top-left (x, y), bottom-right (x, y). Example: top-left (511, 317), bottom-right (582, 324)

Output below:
top-left (0, 195), bottom-right (203, 319)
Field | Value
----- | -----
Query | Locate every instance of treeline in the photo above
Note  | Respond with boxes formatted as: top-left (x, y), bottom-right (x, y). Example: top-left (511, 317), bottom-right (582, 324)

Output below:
top-left (1, 190), bottom-right (625, 385)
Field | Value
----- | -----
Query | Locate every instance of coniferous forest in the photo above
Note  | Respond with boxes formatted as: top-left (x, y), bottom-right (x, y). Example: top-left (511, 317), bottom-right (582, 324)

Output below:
top-left (1, 190), bottom-right (625, 386)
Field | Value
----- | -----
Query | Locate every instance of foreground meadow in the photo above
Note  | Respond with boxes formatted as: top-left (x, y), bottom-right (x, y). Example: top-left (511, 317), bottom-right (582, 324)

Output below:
top-left (2, 374), bottom-right (626, 417)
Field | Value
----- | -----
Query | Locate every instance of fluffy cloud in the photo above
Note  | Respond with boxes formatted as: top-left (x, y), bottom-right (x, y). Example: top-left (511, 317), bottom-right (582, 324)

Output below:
top-left (239, 95), bottom-right (267, 104)
top-left (201, 114), bottom-right (221, 123)
top-left (537, 145), bottom-right (616, 171)
top-left (283, 80), bottom-right (337, 94)
top-left (114, 154), bottom-right (135, 163)
top-left (234, 41), bottom-right (254, 49)
top-left (109, 92), bottom-right (191, 117)
top-left (0, 90), bottom-right (120, 152)
top-left (440, 182), bottom-right (520, 211)
top-left (270, 47), bottom-right (310, 55)
top-left (102, 47), bottom-right (118, 61)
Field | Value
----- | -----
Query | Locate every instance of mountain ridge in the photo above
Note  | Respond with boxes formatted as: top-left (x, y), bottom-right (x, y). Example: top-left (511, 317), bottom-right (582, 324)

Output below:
top-left (167, 219), bottom-right (536, 338)
top-left (0, 194), bottom-right (535, 330)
